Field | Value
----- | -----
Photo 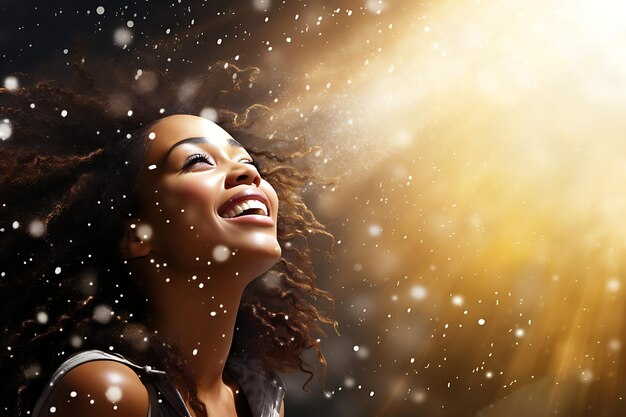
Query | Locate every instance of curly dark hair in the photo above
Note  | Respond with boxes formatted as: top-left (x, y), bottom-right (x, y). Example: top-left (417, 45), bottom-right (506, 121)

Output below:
top-left (0, 60), bottom-right (336, 417)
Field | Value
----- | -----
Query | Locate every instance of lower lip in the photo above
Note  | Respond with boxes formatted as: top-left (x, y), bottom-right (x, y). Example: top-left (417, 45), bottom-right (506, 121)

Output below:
top-left (220, 214), bottom-right (275, 226)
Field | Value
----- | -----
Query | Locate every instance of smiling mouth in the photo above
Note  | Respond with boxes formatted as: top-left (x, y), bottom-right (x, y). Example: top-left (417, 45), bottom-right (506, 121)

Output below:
top-left (219, 199), bottom-right (269, 219)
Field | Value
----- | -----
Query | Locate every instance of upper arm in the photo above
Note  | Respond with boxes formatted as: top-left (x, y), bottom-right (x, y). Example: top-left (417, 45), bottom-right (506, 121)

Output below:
top-left (36, 360), bottom-right (149, 417)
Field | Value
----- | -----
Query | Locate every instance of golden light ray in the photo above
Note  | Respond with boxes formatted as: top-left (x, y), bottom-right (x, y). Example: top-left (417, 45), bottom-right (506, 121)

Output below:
top-left (259, 0), bottom-right (626, 413)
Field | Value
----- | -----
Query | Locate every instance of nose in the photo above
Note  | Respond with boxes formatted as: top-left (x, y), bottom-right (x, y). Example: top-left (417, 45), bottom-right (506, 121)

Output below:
top-left (224, 161), bottom-right (261, 189)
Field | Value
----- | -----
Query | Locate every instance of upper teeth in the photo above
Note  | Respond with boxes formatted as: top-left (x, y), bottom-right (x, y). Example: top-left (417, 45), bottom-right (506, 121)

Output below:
top-left (222, 199), bottom-right (269, 218)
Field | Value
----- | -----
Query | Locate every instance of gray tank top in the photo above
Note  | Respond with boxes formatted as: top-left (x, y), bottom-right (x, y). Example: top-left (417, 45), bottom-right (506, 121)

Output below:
top-left (32, 350), bottom-right (285, 417)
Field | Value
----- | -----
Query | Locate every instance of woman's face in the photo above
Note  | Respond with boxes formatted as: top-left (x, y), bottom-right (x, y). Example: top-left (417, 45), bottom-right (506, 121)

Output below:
top-left (134, 114), bottom-right (281, 278)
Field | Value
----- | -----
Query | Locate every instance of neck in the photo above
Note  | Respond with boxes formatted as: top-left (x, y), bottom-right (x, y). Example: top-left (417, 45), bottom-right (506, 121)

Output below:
top-left (136, 260), bottom-right (248, 395)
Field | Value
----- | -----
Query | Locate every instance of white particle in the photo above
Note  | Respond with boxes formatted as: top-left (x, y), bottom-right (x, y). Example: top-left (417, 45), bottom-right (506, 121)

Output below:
top-left (93, 305), bottom-right (113, 324)
top-left (127, 20), bottom-right (134, 28)
top-left (54, 267), bottom-right (62, 275)
top-left (410, 285), bottom-right (427, 300)
top-left (61, 110), bottom-right (68, 117)
top-left (606, 278), bottom-right (621, 292)
top-left (515, 328), bottom-right (525, 338)
top-left (148, 164), bottom-right (157, 170)
top-left (580, 369), bottom-right (593, 383)
top-left (356, 346), bottom-right (369, 359)
top-left (608, 339), bottom-right (621, 351)
top-left (148, 132), bottom-right (156, 140)
top-left (0, 120), bottom-right (12, 140)
top-left (114, 28), bottom-right (132, 46)
top-left (478, 318), bottom-right (486, 326)
top-left (63, 49), bottom-right (68, 55)
top-left (36, 311), bottom-right (49, 324)
top-left (137, 223), bottom-right (153, 241)
top-left (452, 295), bottom-right (463, 306)
top-left (127, 110), bottom-right (133, 117)
top-left (200, 107), bottom-right (218, 122)
top-left (353, 345), bottom-right (359, 352)
top-left (212, 245), bottom-right (230, 262)
top-left (105, 386), bottom-right (122, 402)
top-left (70, 391), bottom-right (77, 398)
top-left (4, 76), bottom-right (19, 91)
top-left (192, 348), bottom-right (198, 356)
top-left (11, 221), bottom-right (19, 230)
top-left (485, 371), bottom-right (493, 379)
top-left (368, 224), bottom-right (382, 236)
top-left (69, 335), bottom-right (83, 349)
top-left (252, 0), bottom-right (271, 12)
top-left (412, 390), bottom-right (426, 403)
top-left (217, 38), bottom-right (222, 45)
top-left (369, 391), bottom-right (375, 397)
top-left (286, 37), bottom-right (292, 43)
top-left (96, 6), bottom-right (105, 15)
top-left (49, 407), bottom-right (57, 414)
top-left (210, 311), bottom-right (217, 317)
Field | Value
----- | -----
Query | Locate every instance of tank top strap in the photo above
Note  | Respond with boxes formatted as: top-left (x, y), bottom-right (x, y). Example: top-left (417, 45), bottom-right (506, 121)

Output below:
top-left (226, 357), bottom-right (286, 417)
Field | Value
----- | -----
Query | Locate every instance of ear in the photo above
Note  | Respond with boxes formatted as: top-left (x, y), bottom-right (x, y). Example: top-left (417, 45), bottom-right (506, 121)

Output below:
top-left (119, 220), bottom-right (152, 260)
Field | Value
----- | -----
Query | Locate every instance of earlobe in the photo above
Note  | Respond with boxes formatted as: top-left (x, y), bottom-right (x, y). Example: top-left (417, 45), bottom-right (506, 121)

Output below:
top-left (119, 220), bottom-right (152, 259)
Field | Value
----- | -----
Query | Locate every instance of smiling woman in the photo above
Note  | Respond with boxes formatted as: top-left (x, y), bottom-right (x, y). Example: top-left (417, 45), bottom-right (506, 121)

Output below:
top-left (0, 66), bottom-right (335, 417)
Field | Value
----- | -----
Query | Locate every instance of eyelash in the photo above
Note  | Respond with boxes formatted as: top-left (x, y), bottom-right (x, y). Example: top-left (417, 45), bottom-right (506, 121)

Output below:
top-left (180, 153), bottom-right (258, 172)
top-left (182, 153), bottom-right (214, 172)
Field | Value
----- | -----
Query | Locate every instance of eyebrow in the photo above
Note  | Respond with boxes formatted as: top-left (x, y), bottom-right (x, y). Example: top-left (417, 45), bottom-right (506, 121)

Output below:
top-left (163, 136), bottom-right (243, 162)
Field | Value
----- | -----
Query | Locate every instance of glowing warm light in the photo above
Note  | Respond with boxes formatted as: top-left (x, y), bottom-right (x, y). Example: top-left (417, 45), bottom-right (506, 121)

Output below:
top-left (410, 285), bottom-right (427, 300)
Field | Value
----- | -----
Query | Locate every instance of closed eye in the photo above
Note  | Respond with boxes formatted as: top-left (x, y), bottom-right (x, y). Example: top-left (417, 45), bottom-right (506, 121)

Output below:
top-left (181, 153), bottom-right (215, 172)
top-left (240, 158), bottom-right (261, 172)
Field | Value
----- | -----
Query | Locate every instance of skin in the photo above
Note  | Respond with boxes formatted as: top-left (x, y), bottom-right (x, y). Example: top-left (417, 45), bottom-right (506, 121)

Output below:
top-left (38, 115), bottom-right (285, 417)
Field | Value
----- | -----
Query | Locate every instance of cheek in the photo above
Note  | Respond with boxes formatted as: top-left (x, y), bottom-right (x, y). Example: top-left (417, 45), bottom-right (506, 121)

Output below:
top-left (158, 177), bottom-right (222, 224)
top-left (261, 180), bottom-right (279, 216)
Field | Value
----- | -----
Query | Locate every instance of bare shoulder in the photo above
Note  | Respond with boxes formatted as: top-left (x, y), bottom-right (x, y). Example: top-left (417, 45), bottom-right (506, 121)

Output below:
top-left (36, 359), bottom-right (149, 417)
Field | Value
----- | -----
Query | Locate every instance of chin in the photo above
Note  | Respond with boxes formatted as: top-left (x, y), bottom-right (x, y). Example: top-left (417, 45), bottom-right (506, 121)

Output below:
top-left (240, 240), bottom-right (282, 272)
top-left (221, 233), bottom-right (281, 277)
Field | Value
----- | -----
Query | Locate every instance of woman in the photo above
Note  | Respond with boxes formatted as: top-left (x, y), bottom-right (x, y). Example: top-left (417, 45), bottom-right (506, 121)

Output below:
top-left (0, 66), bottom-right (335, 417)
